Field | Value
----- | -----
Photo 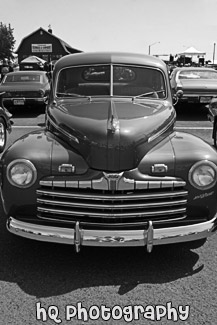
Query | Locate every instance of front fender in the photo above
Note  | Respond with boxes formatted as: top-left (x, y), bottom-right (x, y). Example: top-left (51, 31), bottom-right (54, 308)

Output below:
top-left (138, 131), bottom-right (217, 220)
top-left (1, 130), bottom-right (88, 216)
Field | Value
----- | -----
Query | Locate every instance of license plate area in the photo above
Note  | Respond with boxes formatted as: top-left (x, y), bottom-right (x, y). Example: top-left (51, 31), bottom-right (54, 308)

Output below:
top-left (13, 99), bottom-right (25, 105)
top-left (200, 96), bottom-right (212, 103)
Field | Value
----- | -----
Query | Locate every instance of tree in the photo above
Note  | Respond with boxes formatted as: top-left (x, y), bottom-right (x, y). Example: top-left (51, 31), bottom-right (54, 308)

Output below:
top-left (0, 22), bottom-right (16, 61)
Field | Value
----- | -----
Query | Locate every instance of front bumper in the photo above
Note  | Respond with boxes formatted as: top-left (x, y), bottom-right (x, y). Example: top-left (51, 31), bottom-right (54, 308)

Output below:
top-left (7, 215), bottom-right (217, 252)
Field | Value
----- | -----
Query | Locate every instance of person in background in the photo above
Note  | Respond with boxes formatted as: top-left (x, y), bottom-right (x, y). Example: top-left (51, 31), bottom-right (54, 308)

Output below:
top-left (0, 59), bottom-right (10, 81)
top-left (8, 60), bottom-right (14, 73)
top-left (43, 61), bottom-right (49, 72)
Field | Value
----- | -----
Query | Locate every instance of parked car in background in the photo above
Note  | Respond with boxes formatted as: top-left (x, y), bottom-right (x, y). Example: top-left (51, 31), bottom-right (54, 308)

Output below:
top-left (1, 52), bottom-right (217, 253)
top-left (0, 94), bottom-right (12, 152)
top-left (19, 55), bottom-right (46, 71)
top-left (0, 70), bottom-right (50, 111)
top-left (207, 97), bottom-right (217, 146)
top-left (170, 67), bottom-right (217, 104)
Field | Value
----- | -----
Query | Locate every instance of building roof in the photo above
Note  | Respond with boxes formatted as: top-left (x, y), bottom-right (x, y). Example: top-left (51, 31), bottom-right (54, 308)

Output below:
top-left (15, 27), bottom-right (82, 54)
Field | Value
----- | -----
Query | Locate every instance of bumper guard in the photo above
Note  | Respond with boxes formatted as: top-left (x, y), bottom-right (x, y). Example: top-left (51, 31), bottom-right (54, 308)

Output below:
top-left (7, 215), bottom-right (217, 253)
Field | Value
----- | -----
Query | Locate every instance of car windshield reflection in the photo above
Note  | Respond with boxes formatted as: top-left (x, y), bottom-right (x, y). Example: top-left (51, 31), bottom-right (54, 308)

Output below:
top-left (4, 74), bottom-right (42, 83)
top-left (178, 70), bottom-right (217, 80)
top-left (56, 64), bottom-right (166, 99)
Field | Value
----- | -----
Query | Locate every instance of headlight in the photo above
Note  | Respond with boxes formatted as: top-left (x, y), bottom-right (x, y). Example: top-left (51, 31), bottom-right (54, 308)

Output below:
top-left (189, 160), bottom-right (217, 190)
top-left (7, 159), bottom-right (37, 188)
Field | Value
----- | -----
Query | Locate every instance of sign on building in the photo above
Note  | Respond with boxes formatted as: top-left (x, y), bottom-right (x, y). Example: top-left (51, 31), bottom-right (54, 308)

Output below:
top-left (32, 44), bottom-right (52, 52)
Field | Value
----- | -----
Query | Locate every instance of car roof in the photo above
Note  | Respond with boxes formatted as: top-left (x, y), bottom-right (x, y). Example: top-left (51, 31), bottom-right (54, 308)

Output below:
top-left (6, 71), bottom-right (47, 76)
top-left (173, 66), bottom-right (217, 72)
top-left (54, 52), bottom-right (167, 71)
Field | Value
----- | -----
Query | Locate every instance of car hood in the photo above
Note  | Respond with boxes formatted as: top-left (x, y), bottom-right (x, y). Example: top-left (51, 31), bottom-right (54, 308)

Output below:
top-left (179, 79), bottom-right (217, 90)
top-left (47, 98), bottom-right (175, 171)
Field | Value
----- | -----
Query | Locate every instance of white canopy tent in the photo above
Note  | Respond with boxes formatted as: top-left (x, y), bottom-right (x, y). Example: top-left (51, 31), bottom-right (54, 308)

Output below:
top-left (176, 47), bottom-right (206, 65)
top-left (177, 46), bottom-right (206, 56)
top-left (20, 55), bottom-right (46, 64)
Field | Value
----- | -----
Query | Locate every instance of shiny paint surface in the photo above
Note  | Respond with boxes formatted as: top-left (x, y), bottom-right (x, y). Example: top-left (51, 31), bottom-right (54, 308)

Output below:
top-left (1, 52), bottom-right (217, 249)
top-left (47, 98), bottom-right (175, 171)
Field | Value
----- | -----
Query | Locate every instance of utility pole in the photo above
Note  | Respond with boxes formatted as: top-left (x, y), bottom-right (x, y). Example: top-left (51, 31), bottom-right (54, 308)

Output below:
top-left (148, 42), bottom-right (160, 55)
top-left (213, 43), bottom-right (216, 64)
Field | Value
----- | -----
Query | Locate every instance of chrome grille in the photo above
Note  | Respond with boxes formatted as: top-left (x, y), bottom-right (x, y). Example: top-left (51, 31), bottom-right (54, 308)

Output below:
top-left (36, 176), bottom-right (188, 226)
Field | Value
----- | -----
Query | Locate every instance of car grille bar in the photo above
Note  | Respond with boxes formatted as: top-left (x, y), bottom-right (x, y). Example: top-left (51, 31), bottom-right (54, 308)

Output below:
top-left (36, 176), bottom-right (188, 225)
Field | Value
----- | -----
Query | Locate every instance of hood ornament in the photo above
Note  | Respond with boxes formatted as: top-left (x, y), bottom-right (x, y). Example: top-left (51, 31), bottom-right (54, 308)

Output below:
top-left (107, 101), bottom-right (120, 133)
top-left (107, 115), bottom-right (120, 133)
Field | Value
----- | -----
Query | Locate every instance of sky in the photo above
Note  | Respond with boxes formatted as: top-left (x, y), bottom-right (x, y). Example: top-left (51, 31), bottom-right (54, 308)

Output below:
top-left (1, 0), bottom-right (217, 61)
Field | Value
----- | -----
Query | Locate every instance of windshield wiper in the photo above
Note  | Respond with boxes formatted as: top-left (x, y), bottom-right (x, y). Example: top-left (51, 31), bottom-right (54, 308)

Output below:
top-left (56, 92), bottom-right (91, 99)
top-left (132, 89), bottom-right (165, 100)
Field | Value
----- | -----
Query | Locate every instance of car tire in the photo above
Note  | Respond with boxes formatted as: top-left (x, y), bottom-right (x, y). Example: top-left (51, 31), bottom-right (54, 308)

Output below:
top-left (0, 117), bottom-right (7, 153)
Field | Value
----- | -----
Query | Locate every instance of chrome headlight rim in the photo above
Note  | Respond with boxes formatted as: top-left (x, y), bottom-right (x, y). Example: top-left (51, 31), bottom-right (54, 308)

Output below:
top-left (6, 159), bottom-right (37, 188)
top-left (189, 160), bottom-right (217, 190)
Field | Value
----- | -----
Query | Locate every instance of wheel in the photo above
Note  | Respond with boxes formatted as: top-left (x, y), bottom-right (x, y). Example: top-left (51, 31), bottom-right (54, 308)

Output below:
top-left (0, 117), bottom-right (7, 153)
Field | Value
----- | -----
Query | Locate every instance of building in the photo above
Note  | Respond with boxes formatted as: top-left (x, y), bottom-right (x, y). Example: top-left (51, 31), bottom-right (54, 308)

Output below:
top-left (15, 26), bottom-right (82, 64)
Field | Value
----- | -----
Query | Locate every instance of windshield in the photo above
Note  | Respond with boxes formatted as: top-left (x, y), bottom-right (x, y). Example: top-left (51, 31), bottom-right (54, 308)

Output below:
top-left (56, 64), bottom-right (166, 98)
top-left (4, 74), bottom-right (41, 83)
top-left (177, 69), bottom-right (217, 80)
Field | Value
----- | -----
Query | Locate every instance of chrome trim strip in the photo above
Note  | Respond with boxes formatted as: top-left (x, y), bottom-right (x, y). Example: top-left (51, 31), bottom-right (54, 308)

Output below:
top-left (37, 198), bottom-right (187, 210)
top-left (148, 112), bottom-right (175, 143)
top-left (37, 189), bottom-right (188, 200)
top-left (7, 215), bottom-right (217, 251)
top-left (147, 221), bottom-right (154, 253)
top-left (37, 197), bottom-right (187, 209)
top-left (39, 178), bottom-right (186, 191)
top-left (3, 97), bottom-right (45, 101)
top-left (37, 206), bottom-right (186, 217)
top-left (74, 221), bottom-right (81, 253)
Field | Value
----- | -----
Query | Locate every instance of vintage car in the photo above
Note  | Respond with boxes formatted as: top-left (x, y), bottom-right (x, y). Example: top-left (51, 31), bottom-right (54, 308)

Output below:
top-left (1, 52), bottom-right (217, 253)
top-left (19, 55), bottom-right (46, 71)
top-left (0, 70), bottom-right (50, 110)
top-left (170, 66), bottom-right (217, 104)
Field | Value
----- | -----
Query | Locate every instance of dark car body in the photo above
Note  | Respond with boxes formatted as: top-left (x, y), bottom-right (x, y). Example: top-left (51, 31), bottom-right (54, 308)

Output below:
top-left (0, 70), bottom-right (50, 109)
top-left (1, 52), bottom-right (217, 252)
top-left (0, 99), bottom-right (12, 152)
top-left (170, 67), bottom-right (217, 104)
